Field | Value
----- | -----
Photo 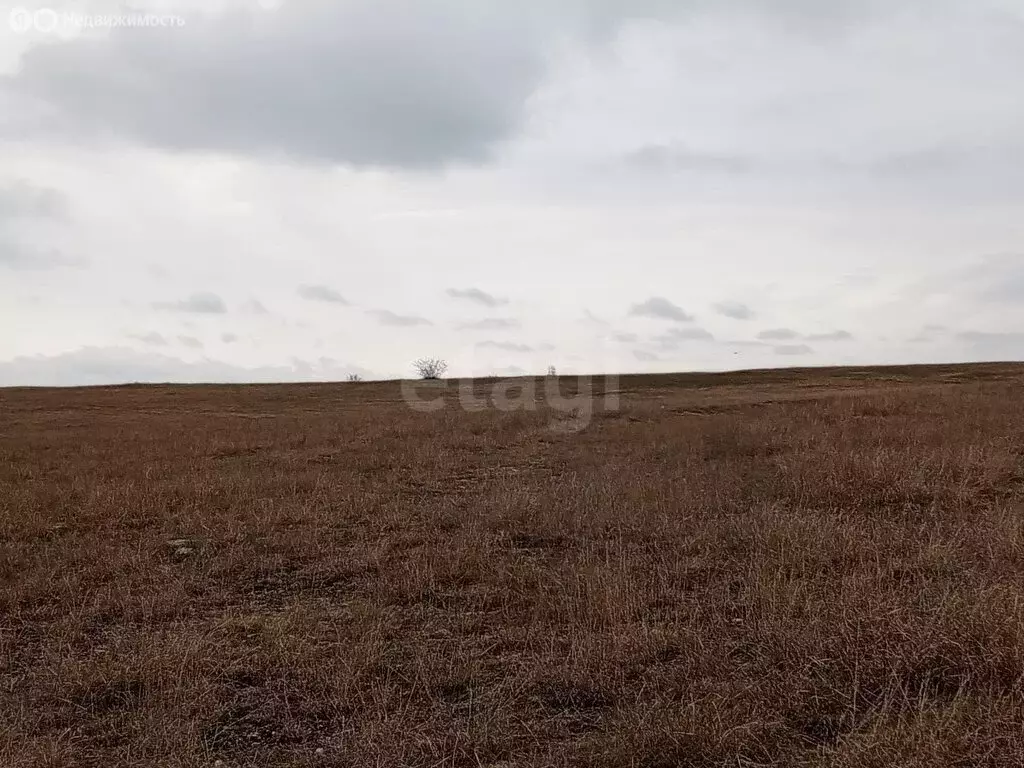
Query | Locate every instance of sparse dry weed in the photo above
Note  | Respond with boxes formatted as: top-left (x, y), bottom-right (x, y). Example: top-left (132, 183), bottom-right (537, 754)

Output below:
top-left (3, 363), bottom-right (1024, 766)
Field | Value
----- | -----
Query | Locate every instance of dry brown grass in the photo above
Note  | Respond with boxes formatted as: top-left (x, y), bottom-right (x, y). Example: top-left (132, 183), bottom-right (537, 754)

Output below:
top-left (3, 363), bottom-right (1024, 767)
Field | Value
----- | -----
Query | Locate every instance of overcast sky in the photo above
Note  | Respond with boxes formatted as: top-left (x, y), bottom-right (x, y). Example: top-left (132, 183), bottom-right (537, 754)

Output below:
top-left (1, 0), bottom-right (1023, 385)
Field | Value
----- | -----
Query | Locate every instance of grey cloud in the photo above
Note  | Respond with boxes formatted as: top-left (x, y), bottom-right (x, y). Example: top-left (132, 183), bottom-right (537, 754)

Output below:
top-left (713, 301), bottom-right (755, 320)
top-left (957, 331), bottom-right (1024, 344)
top-left (633, 349), bottom-right (660, 361)
top-left (153, 292), bottom-right (227, 314)
top-left (613, 332), bottom-right (639, 343)
top-left (952, 331), bottom-right (1024, 361)
top-left (625, 142), bottom-right (753, 174)
top-left (0, 242), bottom-right (82, 270)
top-left (581, 310), bottom-right (610, 328)
top-left (839, 145), bottom-right (1024, 198)
top-left (0, 180), bottom-right (68, 219)
top-left (774, 344), bottom-right (814, 356)
top-left (130, 332), bottom-right (168, 347)
top-left (298, 284), bottom-right (348, 305)
top-left (0, 346), bottom-right (372, 386)
top-left (221, 333), bottom-right (239, 343)
top-left (757, 328), bottom-right (800, 341)
top-left (864, 146), bottom-right (971, 178)
top-left (971, 255), bottom-right (1024, 304)
top-left (841, 273), bottom-right (876, 288)
top-left (446, 287), bottom-right (508, 307)
top-left (0, 181), bottom-right (77, 270)
top-left (243, 299), bottom-right (270, 315)
top-left (458, 317), bottom-right (520, 330)
top-left (805, 330), bottom-right (853, 341)
top-left (368, 309), bottom-right (432, 327)
top-left (478, 340), bottom-right (533, 353)
top-left (954, 329), bottom-right (1024, 362)
top-left (915, 255), bottom-right (1024, 308)
top-left (629, 296), bottom-right (694, 323)
top-left (178, 335), bottom-right (203, 349)
top-left (2, 0), bottom-right (891, 171)
top-left (605, 0), bottom-right (917, 34)
top-left (910, 324), bottom-right (950, 343)
top-left (1, 1), bottom-right (552, 169)
top-left (654, 327), bottom-right (715, 348)
top-left (1, 0), bottom-right (1003, 176)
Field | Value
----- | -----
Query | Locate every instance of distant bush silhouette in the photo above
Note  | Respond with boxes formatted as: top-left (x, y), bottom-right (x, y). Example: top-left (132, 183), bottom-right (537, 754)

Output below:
top-left (413, 358), bottom-right (448, 380)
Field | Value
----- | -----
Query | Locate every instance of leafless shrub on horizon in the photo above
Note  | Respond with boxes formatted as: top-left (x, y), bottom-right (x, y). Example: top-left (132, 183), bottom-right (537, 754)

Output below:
top-left (413, 357), bottom-right (448, 380)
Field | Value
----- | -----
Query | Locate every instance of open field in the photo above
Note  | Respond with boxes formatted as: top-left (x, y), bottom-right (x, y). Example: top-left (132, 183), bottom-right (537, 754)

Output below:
top-left (4, 363), bottom-right (1024, 767)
